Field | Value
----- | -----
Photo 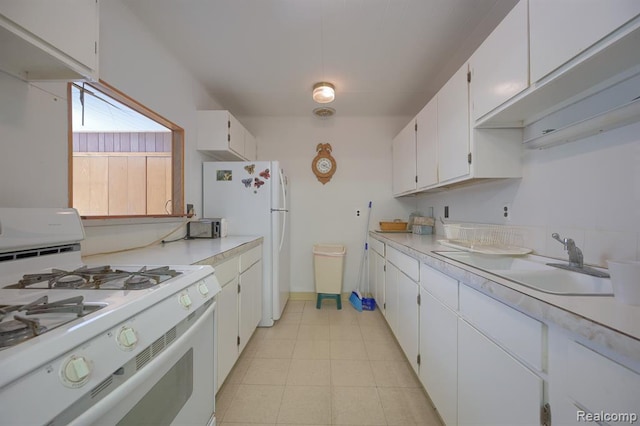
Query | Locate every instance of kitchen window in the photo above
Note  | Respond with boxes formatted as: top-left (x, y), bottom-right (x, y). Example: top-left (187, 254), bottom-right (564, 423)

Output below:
top-left (68, 81), bottom-right (184, 217)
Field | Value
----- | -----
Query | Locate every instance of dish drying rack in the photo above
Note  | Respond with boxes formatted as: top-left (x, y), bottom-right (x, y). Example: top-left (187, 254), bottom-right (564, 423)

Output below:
top-left (439, 223), bottom-right (532, 255)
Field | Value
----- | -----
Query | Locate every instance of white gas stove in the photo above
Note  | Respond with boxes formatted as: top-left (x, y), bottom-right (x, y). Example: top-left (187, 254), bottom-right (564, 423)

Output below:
top-left (0, 208), bottom-right (221, 425)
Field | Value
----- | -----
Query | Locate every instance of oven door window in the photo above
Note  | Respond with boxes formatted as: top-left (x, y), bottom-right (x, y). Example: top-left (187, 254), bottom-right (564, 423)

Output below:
top-left (117, 349), bottom-right (193, 426)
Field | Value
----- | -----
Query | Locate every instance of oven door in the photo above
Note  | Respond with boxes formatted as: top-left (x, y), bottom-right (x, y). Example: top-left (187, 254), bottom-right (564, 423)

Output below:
top-left (68, 301), bottom-right (216, 426)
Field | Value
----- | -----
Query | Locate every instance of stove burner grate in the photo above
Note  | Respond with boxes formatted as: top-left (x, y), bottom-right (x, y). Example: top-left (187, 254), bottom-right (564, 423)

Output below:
top-left (5, 265), bottom-right (182, 290)
top-left (0, 295), bottom-right (96, 349)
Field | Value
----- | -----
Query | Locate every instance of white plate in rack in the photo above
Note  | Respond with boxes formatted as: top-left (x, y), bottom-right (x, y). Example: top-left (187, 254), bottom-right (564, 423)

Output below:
top-left (438, 240), bottom-right (532, 255)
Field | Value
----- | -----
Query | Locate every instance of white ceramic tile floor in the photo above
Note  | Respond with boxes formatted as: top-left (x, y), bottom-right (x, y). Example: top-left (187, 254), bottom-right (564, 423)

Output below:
top-left (217, 299), bottom-right (443, 426)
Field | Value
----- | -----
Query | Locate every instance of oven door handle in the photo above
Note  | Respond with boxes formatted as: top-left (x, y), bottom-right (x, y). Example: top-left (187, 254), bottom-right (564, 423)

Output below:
top-left (67, 300), bottom-right (216, 426)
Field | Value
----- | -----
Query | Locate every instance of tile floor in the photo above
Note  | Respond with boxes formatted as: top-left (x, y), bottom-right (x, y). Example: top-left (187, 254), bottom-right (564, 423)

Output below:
top-left (216, 299), bottom-right (444, 426)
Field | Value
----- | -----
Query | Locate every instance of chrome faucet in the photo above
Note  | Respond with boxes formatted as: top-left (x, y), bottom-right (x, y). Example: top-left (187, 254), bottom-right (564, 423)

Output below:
top-left (551, 233), bottom-right (583, 268)
top-left (548, 233), bottom-right (609, 278)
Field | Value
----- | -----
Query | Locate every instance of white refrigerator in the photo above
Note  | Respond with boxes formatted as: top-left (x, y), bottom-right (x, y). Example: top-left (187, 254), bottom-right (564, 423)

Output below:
top-left (203, 161), bottom-right (290, 326)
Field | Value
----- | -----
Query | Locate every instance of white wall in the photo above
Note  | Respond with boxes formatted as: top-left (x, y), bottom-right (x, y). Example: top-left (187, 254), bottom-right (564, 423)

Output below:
top-left (244, 116), bottom-right (415, 293)
top-left (417, 121), bottom-right (640, 266)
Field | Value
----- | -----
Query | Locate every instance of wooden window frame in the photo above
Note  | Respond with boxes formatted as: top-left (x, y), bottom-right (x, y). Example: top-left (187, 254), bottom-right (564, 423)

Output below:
top-left (68, 80), bottom-right (185, 218)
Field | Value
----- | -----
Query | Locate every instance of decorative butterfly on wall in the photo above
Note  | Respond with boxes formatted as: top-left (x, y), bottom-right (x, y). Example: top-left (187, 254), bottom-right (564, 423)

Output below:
top-left (259, 168), bottom-right (270, 179)
top-left (244, 164), bottom-right (256, 174)
top-left (241, 178), bottom-right (252, 188)
top-left (254, 178), bottom-right (265, 188)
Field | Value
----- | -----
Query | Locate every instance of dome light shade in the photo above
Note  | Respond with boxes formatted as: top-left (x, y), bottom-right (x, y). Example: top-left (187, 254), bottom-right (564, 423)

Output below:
top-left (312, 82), bottom-right (335, 103)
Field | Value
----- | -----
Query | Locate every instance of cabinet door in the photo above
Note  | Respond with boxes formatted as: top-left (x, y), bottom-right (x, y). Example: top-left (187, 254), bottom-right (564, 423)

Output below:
top-left (530, 0), bottom-right (640, 83)
top-left (458, 319), bottom-right (543, 426)
top-left (396, 271), bottom-right (419, 373)
top-left (239, 259), bottom-right (262, 353)
top-left (419, 288), bottom-right (457, 426)
top-left (368, 249), bottom-right (385, 313)
top-left (216, 276), bottom-right (239, 391)
top-left (438, 63), bottom-right (470, 183)
top-left (228, 113), bottom-right (245, 157)
top-left (470, 0), bottom-right (528, 121)
top-left (392, 119), bottom-right (417, 195)
top-left (0, 0), bottom-right (98, 76)
top-left (244, 130), bottom-right (257, 161)
top-left (384, 262), bottom-right (399, 330)
top-left (415, 97), bottom-right (438, 189)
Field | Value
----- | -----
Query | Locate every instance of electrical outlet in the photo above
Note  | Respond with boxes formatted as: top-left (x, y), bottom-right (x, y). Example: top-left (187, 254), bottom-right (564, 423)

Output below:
top-left (444, 206), bottom-right (449, 219)
top-left (502, 203), bottom-right (511, 221)
top-left (356, 209), bottom-right (361, 217)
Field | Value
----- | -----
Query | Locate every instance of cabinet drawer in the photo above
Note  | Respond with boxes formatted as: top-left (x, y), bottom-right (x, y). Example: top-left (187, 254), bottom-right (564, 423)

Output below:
top-left (240, 245), bottom-right (262, 273)
top-left (214, 257), bottom-right (240, 287)
top-left (567, 340), bottom-right (640, 414)
top-left (459, 284), bottom-right (543, 371)
top-left (420, 263), bottom-right (458, 310)
top-left (369, 238), bottom-right (385, 257)
top-left (386, 246), bottom-right (419, 282)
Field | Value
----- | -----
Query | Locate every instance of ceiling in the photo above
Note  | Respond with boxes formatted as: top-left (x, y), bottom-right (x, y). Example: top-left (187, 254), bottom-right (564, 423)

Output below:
top-left (121, 0), bottom-right (519, 118)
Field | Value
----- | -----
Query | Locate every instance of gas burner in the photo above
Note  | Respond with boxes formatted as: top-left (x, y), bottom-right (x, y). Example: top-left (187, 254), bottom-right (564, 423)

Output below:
top-left (0, 316), bottom-right (47, 348)
top-left (4, 265), bottom-right (182, 290)
top-left (14, 266), bottom-right (113, 289)
top-left (0, 295), bottom-right (99, 349)
top-left (93, 266), bottom-right (182, 290)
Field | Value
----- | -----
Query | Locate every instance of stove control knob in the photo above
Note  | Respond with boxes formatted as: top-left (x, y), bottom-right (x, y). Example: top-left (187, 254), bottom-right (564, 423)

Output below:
top-left (117, 326), bottom-right (138, 351)
top-left (197, 281), bottom-right (209, 297)
top-left (61, 355), bottom-right (91, 388)
top-left (179, 292), bottom-right (192, 309)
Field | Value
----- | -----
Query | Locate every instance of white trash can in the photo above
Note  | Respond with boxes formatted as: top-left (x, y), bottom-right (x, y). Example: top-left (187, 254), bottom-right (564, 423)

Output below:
top-left (313, 244), bottom-right (346, 309)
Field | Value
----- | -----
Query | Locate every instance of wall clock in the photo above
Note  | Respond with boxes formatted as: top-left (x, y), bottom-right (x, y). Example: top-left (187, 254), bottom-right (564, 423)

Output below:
top-left (312, 143), bottom-right (336, 184)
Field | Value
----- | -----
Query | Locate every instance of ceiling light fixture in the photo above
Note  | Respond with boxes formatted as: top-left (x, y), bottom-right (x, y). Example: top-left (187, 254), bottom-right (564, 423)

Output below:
top-left (312, 82), bottom-right (335, 104)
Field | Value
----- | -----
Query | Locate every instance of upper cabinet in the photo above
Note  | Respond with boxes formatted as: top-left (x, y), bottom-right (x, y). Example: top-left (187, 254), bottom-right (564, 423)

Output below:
top-left (530, 0), bottom-right (640, 83)
top-left (391, 118), bottom-right (417, 196)
top-left (0, 0), bottom-right (99, 81)
top-left (415, 97), bottom-right (438, 190)
top-left (469, 0), bottom-right (529, 122)
top-left (197, 110), bottom-right (257, 161)
top-left (478, 0), bottom-right (640, 147)
top-left (437, 64), bottom-right (471, 183)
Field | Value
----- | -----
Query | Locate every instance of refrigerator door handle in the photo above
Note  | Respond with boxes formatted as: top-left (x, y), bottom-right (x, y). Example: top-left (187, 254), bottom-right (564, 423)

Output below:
top-left (271, 208), bottom-right (289, 212)
top-left (279, 210), bottom-right (286, 252)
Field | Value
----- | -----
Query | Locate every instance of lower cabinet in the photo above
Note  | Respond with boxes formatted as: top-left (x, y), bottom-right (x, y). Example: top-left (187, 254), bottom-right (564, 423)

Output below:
top-left (204, 243), bottom-right (263, 393)
top-left (368, 238), bottom-right (386, 313)
top-left (419, 287), bottom-right (458, 426)
top-left (238, 246), bottom-right (262, 353)
top-left (458, 319), bottom-right (543, 425)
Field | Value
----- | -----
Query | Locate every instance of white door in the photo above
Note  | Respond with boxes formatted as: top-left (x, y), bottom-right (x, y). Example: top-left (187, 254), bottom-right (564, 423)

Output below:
top-left (416, 97), bottom-right (438, 189)
top-left (396, 272), bottom-right (419, 373)
top-left (392, 120), bottom-right (417, 195)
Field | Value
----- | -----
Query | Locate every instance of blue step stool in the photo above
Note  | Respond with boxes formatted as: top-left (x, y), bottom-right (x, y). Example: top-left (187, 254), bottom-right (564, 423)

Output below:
top-left (316, 293), bottom-right (342, 310)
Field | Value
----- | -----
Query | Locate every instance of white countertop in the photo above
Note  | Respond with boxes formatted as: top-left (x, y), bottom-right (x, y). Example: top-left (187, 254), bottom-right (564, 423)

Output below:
top-left (82, 236), bottom-right (262, 266)
top-left (371, 231), bottom-right (640, 363)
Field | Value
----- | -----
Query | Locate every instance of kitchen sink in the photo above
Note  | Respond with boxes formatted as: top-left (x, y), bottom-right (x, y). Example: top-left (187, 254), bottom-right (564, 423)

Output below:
top-left (435, 251), bottom-right (614, 296)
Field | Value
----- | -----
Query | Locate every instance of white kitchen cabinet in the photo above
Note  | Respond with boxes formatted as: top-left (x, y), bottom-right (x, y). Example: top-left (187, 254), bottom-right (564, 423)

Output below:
top-left (383, 261), bottom-right (399, 329)
top-left (469, 0), bottom-right (528, 122)
top-left (392, 119), bottom-right (417, 196)
top-left (384, 246), bottom-right (420, 372)
top-left (419, 287), bottom-right (458, 426)
top-left (213, 257), bottom-right (240, 392)
top-left (437, 63), bottom-right (470, 183)
top-left (200, 243), bottom-right (263, 392)
top-left (238, 245), bottom-right (262, 353)
top-left (415, 97), bottom-right (438, 190)
top-left (368, 238), bottom-right (385, 313)
top-left (397, 270), bottom-right (419, 373)
top-left (548, 326), bottom-right (640, 425)
top-left (458, 319), bottom-right (544, 426)
top-left (197, 110), bottom-right (257, 161)
top-left (530, 0), bottom-right (640, 83)
top-left (419, 264), bottom-right (458, 426)
top-left (0, 0), bottom-right (99, 81)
